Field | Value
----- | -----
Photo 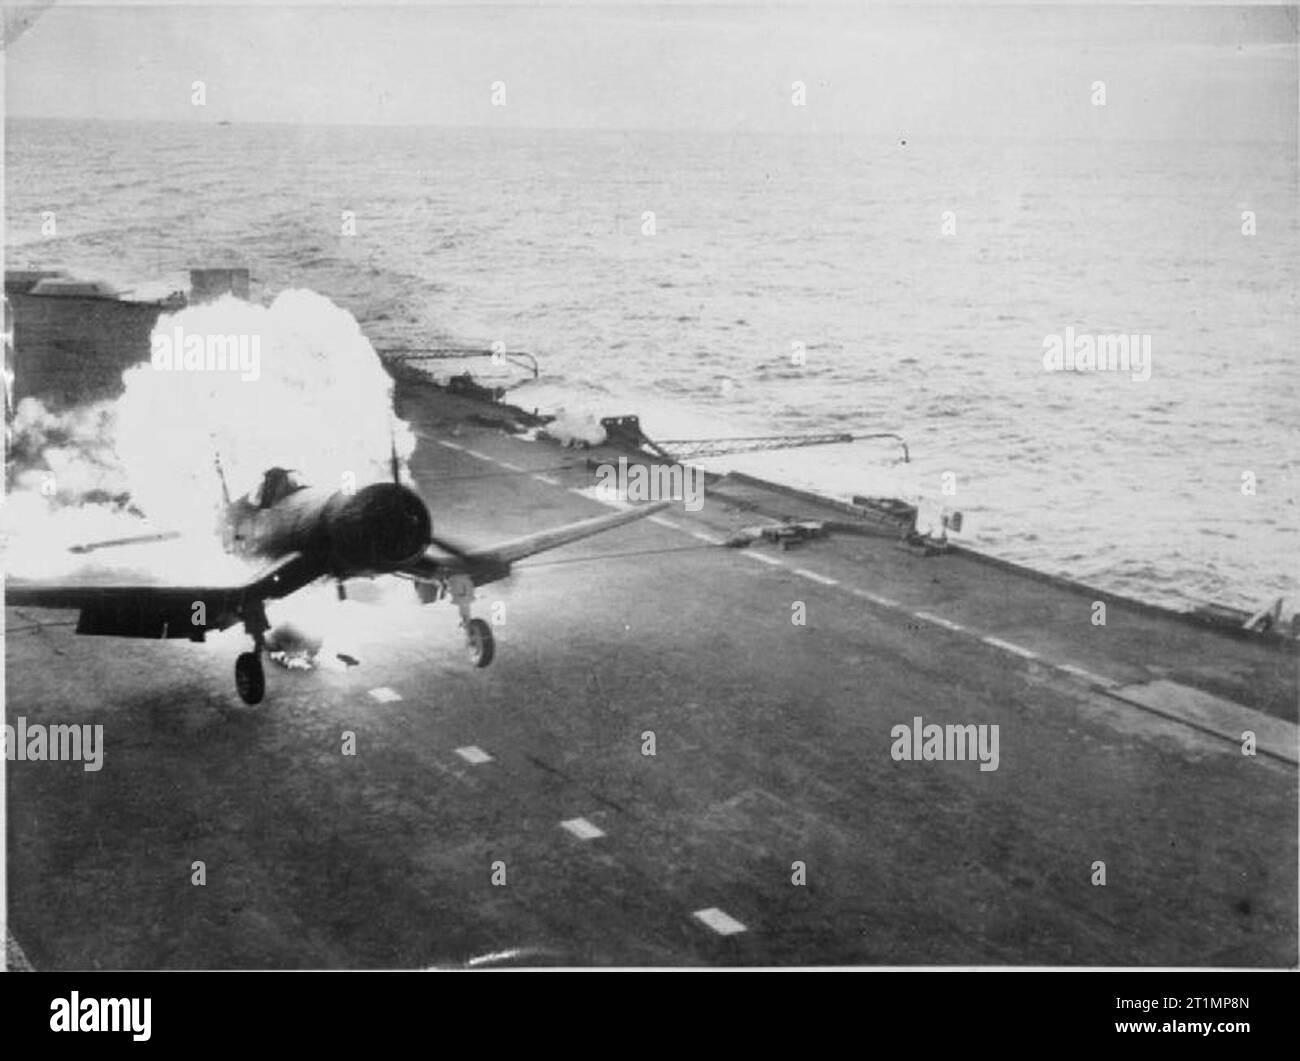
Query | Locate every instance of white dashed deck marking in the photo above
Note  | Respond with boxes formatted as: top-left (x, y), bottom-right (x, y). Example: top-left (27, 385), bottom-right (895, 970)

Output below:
top-left (497, 461), bottom-right (523, 472)
top-left (980, 636), bottom-right (1039, 660)
top-left (690, 530), bottom-right (724, 545)
top-left (648, 514), bottom-right (682, 530)
top-left (368, 687), bottom-right (403, 703)
top-left (532, 474), bottom-right (562, 486)
top-left (560, 817), bottom-right (605, 840)
top-left (845, 587), bottom-right (900, 607)
top-left (741, 551), bottom-right (783, 565)
top-left (693, 908), bottom-right (747, 936)
top-left (464, 948), bottom-right (531, 968)
top-left (792, 568), bottom-right (838, 586)
top-left (455, 745), bottom-right (493, 765)
top-left (439, 440), bottom-right (464, 451)
top-left (914, 611), bottom-right (966, 633)
top-left (1057, 663), bottom-right (1117, 688)
top-left (461, 449), bottom-right (490, 461)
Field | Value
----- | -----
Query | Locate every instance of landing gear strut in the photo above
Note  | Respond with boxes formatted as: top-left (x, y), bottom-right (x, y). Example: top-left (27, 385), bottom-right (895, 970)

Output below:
top-left (447, 574), bottom-right (495, 668)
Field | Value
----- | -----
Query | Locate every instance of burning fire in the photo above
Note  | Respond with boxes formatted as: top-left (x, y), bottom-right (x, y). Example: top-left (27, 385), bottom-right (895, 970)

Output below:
top-left (3, 288), bottom-right (415, 587)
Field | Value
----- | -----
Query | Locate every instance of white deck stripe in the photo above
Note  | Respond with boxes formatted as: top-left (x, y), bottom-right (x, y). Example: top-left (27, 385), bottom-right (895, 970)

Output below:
top-left (792, 568), bottom-right (838, 586)
top-left (846, 587), bottom-right (900, 607)
top-left (1057, 663), bottom-right (1117, 688)
top-left (980, 636), bottom-right (1039, 660)
top-left (439, 440), bottom-right (465, 450)
top-left (648, 514), bottom-right (681, 529)
top-left (455, 745), bottom-right (493, 764)
top-left (690, 530), bottom-right (723, 545)
top-left (368, 687), bottom-right (403, 703)
top-left (532, 474), bottom-right (561, 486)
top-left (560, 817), bottom-right (605, 840)
top-left (461, 449), bottom-right (490, 461)
top-left (693, 908), bottom-right (747, 935)
top-left (498, 461), bottom-right (523, 472)
top-left (914, 611), bottom-right (966, 632)
top-left (741, 551), bottom-right (783, 566)
top-left (464, 948), bottom-right (530, 967)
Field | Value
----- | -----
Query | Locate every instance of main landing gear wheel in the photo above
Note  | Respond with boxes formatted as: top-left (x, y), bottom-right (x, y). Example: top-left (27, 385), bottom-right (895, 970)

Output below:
top-left (466, 618), bottom-right (495, 668)
top-left (235, 652), bottom-right (266, 705)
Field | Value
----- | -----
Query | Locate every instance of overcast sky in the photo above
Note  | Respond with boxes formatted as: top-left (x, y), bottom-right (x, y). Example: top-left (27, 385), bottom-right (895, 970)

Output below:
top-left (4, 3), bottom-right (1296, 140)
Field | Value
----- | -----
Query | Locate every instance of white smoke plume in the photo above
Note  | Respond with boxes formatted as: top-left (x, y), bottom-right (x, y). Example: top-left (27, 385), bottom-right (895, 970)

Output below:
top-left (540, 407), bottom-right (607, 447)
top-left (4, 289), bottom-right (415, 579)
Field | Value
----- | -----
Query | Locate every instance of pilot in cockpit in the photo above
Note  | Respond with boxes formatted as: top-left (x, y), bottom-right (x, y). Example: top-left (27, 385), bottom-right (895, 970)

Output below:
top-left (248, 467), bottom-right (308, 509)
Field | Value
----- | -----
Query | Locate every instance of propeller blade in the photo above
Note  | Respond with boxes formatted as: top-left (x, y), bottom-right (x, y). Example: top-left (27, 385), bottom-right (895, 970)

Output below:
top-left (68, 531), bottom-right (182, 554)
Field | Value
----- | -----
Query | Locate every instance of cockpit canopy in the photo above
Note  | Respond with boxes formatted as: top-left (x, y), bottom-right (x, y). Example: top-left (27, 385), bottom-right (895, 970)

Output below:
top-left (249, 467), bottom-right (308, 509)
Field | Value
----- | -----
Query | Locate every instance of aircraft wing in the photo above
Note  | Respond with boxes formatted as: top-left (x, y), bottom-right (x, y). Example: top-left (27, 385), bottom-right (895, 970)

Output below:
top-left (404, 499), bottom-right (672, 586)
top-left (5, 551), bottom-right (322, 640)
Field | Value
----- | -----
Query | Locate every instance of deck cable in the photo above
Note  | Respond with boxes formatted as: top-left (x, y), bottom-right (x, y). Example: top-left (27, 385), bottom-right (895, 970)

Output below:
top-left (516, 542), bottom-right (725, 569)
top-left (423, 461), bottom-right (583, 482)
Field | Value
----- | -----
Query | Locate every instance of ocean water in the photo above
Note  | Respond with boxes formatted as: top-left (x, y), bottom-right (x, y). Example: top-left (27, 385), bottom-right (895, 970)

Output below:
top-left (5, 118), bottom-right (1297, 613)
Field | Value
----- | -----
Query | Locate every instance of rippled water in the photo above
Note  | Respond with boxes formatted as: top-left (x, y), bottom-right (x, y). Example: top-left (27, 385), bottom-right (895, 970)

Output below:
top-left (6, 119), bottom-right (1297, 611)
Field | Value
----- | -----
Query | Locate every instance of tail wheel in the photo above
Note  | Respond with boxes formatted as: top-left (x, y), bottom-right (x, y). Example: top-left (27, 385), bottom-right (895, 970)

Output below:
top-left (235, 652), bottom-right (266, 704)
top-left (466, 618), bottom-right (495, 668)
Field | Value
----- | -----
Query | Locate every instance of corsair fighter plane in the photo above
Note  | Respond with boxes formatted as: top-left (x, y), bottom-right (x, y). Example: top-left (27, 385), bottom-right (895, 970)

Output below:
top-left (7, 462), bottom-right (669, 704)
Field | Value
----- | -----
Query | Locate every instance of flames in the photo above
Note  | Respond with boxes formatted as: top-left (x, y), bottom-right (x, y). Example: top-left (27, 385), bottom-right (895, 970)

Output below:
top-left (4, 288), bottom-right (415, 583)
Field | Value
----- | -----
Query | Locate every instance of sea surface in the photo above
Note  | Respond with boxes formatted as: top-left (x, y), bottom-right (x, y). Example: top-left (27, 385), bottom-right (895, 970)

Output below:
top-left (5, 118), bottom-right (1297, 613)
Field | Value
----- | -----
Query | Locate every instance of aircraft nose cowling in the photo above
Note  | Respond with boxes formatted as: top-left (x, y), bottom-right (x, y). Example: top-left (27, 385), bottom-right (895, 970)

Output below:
top-left (328, 483), bottom-right (432, 573)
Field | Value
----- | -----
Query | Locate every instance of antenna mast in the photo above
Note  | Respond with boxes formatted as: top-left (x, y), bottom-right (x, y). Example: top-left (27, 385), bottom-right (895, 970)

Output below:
top-left (214, 451), bottom-right (232, 507)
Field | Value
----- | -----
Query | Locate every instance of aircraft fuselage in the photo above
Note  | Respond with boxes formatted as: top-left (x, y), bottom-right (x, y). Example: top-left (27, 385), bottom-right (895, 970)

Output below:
top-left (225, 481), bottom-right (432, 580)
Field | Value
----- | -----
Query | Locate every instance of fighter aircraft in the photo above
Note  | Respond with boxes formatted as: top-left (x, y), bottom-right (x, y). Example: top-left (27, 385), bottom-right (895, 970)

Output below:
top-left (7, 461), bottom-right (669, 705)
